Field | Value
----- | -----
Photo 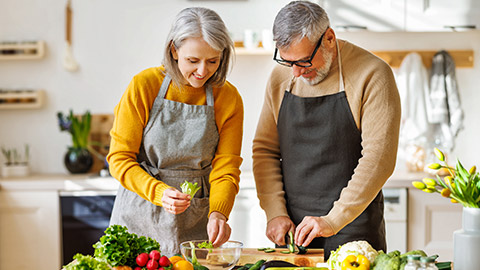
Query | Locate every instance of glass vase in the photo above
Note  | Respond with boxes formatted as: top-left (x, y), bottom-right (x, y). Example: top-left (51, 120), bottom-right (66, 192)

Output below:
top-left (453, 207), bottom-right (480, 270)
top-left (64, 147), bottom-right (93, 174)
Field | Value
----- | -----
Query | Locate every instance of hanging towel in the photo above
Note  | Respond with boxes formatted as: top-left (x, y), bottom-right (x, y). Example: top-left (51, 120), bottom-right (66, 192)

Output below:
top-left (427, 50), bottom-right (464, 151)
top-left (396, 52), bottom-right (431, 147)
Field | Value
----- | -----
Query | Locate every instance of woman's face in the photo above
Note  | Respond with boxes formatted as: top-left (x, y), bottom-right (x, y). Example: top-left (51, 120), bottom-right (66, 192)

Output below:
top-left (172, 37), bottom-right (222, 88)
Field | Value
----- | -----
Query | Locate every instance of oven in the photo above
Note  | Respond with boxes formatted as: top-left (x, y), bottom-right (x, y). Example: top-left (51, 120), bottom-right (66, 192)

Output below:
top-left (59, 190), bottom-right (117, 265)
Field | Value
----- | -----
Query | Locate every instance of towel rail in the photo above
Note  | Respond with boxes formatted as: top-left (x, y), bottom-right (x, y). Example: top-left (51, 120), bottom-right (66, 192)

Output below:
top-left (373, 50), bottom-right (474, 68)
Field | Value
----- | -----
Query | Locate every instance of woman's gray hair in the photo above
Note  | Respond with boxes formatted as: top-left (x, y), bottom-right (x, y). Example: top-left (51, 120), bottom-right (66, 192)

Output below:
top-left (163, 7), bottom-right (234, 88)
top-left (273, 1), bottom-right (330, 49)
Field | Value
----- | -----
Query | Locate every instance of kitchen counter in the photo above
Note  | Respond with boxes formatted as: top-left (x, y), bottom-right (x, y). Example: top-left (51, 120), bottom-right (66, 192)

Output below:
top-left (0, 169), bottom-right (429, 191)
top-left (0, 173), bottom-right (119, 191)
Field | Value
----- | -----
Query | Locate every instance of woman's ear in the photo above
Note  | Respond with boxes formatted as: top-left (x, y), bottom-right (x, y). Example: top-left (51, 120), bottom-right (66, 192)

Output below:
top-left (170, 42), bottom-right (178, 60)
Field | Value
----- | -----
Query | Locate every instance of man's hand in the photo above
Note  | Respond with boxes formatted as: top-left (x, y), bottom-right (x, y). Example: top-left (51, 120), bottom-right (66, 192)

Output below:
top-left (266, 216), bottom-right (295, 246)
top-left (207, 211), bottom-right (231, 247)
top-left (294, 216), bottom-right (334, 247)
top-left (161, 188), bottom-right (191, 214)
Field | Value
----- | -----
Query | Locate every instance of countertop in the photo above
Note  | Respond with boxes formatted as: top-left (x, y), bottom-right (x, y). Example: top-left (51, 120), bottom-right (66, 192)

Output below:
top-left (0, 170), bottom-right (431, 191)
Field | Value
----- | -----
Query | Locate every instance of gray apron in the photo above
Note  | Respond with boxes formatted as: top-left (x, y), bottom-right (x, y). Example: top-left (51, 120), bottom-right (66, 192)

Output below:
top-left (277, 43), bottom-right (385, 260)
top-left (110, 74), bottom-right (219, 257)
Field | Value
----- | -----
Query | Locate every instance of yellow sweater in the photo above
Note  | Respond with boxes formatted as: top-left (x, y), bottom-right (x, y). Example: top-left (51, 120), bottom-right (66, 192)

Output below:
top-left (252, 40), bottom-right (401, 234)
top-left (107, 66), bottom-right (244, 219)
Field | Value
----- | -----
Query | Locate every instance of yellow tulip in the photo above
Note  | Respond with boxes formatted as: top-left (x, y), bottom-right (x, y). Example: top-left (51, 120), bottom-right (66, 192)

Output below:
top-left (422, 178), bottom-right (437, 187)
top-left (444, 176), bottom-right (454, 185)
top-left (451, 198), bottom-right (458, 203)
top-left (469, 166), bottom-right (476, 175)
top-left (428, 163), bottom-right (442, 170)
top-left (434, 148), bottom-right (445, 161)
top-left (423, 187), bottom-right (436, 193)
top-left (412, 181), bottom-right (426, 190)
top-left (441, 188), bottom-right (451, 197)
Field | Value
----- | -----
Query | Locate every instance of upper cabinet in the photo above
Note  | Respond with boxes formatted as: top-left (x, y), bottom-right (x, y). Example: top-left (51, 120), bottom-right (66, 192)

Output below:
top-left (405, 0), bottom-right (480, 31)
top-left (323, 0), bottom-right (479, 32)
top-left (324, 0), bottom-right (406, 32)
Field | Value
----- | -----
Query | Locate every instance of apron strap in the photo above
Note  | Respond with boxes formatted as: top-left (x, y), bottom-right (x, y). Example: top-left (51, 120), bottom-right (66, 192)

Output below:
top-left (205, 84), bottom-right (214, 106)
top-left (337, 41), bottom-right (345, 93)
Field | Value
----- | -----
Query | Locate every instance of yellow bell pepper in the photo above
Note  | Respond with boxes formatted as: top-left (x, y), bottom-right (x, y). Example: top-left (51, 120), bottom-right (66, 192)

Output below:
top-left (341, 254), bottom-right (370, 270)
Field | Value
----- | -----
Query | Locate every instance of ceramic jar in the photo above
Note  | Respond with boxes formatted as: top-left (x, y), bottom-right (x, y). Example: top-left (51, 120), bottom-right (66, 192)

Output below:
top-left (453, 207), bottom-right (480, 270)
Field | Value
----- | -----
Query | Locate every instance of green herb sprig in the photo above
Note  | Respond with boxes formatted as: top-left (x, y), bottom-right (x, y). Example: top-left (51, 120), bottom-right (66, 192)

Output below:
top-left (181, 180), bottom-right (201, 199)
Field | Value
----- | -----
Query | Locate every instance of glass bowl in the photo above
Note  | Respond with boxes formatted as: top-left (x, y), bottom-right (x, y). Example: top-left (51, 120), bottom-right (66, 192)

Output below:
top-left (180, 240), bottom-right (243, 270)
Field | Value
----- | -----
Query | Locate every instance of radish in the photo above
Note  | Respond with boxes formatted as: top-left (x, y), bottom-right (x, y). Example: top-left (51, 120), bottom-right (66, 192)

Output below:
top-left (136, 253), bottom-right (149, 267)
top-left (149, 250), bottom-right (161, 261)
top-left (159, 255), bottom-right (171, 267)
top-left (147, 259), bottom-right (159, 270)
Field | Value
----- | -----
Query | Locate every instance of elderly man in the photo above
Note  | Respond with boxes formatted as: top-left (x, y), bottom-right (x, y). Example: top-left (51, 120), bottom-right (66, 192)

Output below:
top-left (252, 0), bottom-right (401, 259)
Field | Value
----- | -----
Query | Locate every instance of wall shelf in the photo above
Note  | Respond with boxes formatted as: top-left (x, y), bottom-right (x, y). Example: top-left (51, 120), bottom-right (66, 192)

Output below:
top-left (0, 90), bottom-right (46, 109)
top-left (372, 50), bottom-right (474, 68)
top-left (0, 41), bottom-right (46, 60)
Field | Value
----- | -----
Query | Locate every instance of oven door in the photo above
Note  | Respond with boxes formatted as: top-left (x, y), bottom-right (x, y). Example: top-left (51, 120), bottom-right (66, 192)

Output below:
top-left (59, 190), bottom-right (117, 265)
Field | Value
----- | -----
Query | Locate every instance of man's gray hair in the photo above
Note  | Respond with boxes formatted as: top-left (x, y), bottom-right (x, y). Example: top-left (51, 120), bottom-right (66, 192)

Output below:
top-left (273, 1), bottom-right (330, 49)
top-left (163, 7), bottom-right (234, 88)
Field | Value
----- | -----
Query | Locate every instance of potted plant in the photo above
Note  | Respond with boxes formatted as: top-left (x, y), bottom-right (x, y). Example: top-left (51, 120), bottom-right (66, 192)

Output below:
top-left (57, 109), bottom-right (94, 174)
top-left (412, 148), bottom-right (479, 270)
top-left (1, 144), bottom-right (30, 177)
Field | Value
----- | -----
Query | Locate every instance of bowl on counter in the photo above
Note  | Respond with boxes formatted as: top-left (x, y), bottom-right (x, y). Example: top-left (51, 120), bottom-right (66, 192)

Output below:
top-left (180, 240), bottom-right (243, 270)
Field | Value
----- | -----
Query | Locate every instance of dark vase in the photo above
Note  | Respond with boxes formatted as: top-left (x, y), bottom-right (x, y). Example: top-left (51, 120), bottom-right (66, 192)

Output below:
top-left (64, 147), bottom-right (93, 174)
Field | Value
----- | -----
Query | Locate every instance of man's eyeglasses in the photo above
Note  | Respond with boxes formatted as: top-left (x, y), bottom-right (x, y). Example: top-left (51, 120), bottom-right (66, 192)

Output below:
top-left (273, 30), bottom-right (327, 68)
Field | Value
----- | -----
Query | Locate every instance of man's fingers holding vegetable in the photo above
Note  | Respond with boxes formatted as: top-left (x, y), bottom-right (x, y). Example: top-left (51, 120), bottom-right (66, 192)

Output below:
top-left (162, 188), bottom-right (191, 214)
top-left (295, 216), bottom-right (334, 247)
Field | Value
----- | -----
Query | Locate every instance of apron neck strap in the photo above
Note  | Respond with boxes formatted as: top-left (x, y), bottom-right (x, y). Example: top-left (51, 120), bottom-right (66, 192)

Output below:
top-left (337, 41), bottom-right (345, 92)
top-left (159, 74), bottom-right (215, 106)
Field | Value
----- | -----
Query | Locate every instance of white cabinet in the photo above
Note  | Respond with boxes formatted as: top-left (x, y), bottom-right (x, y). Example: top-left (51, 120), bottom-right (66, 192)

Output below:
top-left (324, 0), bottom-right (479, 32)
top-left (324, 0), bottom-right (406, 31)
top-left (407, 188), bottom-right (463, 261)
top-left (0, 190), bottom-right (61, 270)
top-left (405, 0), bottom-right (480, 31)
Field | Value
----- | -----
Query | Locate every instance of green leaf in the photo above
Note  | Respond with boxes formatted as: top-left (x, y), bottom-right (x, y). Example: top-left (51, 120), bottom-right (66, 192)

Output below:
top-left (181, 181), bottom-right (202, 199)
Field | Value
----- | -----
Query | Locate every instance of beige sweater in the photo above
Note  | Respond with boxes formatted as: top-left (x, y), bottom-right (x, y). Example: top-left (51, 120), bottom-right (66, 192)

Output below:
top-left (252, 40), bottom-right (401, 234)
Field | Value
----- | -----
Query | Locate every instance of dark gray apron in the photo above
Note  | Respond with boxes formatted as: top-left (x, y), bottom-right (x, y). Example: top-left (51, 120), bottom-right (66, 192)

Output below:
top-left (110, 74), bottom-right (219, 257)
top-left (277, 43), bottom-right (385, 260)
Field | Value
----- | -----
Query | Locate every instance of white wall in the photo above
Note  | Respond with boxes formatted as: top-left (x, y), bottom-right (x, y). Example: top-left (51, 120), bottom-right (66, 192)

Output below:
top-left (1, 0), bottom-right (479, 176)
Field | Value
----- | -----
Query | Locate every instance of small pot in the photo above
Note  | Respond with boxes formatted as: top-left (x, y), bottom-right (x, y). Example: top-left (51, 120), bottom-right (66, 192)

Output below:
top-left (1, 164), bottom-right (29, 178)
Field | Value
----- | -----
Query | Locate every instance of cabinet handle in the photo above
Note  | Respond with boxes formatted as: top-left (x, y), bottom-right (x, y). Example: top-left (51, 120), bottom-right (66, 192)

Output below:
top-left (444, 25), bottom-right (476, 31)
top-left (336, 25), bottom-right (368, 31)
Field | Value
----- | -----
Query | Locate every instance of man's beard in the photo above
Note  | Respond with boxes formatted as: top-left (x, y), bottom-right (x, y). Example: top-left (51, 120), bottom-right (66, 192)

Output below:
top-left (301, 47), bottom-right (334, 86)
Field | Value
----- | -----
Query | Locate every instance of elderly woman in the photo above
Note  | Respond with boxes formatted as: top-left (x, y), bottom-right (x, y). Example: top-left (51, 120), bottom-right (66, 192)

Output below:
top-left (108, 7), bottom-right (243, 256)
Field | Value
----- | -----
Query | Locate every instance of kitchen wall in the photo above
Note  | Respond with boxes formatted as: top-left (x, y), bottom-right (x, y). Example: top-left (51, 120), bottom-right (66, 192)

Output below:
top-left (1, 0), bottom-right (479, 176)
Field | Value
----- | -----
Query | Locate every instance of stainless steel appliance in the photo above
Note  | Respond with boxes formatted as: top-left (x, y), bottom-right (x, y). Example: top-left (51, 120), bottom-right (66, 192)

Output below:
top-left (60, 190), bottom-right (116, 265)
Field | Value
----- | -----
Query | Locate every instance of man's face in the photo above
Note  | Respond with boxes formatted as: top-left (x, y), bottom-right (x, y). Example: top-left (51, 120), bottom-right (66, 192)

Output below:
top-left (278, 36), bottom-right (334, 85)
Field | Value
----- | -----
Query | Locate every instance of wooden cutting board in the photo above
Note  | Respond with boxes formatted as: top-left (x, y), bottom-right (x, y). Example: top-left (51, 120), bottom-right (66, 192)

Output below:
top-left (238, 248), bottom-right (324, 267)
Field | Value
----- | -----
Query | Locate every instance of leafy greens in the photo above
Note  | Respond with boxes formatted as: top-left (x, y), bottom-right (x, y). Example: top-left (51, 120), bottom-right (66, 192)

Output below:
top-left (181, 180), bottom-right (201, 199)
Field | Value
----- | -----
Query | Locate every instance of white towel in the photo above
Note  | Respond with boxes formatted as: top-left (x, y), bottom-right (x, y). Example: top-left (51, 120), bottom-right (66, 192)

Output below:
top-left (396, 52), bottom-right (431, 147)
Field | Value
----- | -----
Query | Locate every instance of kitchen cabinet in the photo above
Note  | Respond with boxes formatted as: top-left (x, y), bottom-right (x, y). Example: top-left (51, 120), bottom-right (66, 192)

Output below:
top-left (323, 0), bottom-right (479, 32)
top-left (405, 0), bottom-right (480, 31)
top-left (0, 190), bottom-right (61, 270)
top-left (407, 188), bottom-right (463, 261)
top-left (324, 0), bottom-right (406, 32)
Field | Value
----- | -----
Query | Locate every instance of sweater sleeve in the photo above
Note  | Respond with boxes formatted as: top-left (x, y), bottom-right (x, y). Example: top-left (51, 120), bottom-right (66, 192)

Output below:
top-left (107, 74), bottom-right (172, 206)
top-left (208, 81), bottom-right (244, 219)
top-left (252, 68), bottom-right (291, 222)
top-left (323, 62), bottom-right (402, 233)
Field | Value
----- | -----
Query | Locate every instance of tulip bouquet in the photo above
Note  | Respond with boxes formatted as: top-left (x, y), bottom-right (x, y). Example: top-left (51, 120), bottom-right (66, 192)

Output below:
top-left (412, 148), bottom-right (480, 208)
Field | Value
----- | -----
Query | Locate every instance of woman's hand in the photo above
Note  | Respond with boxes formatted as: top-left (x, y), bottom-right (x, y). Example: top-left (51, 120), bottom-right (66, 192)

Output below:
top-left (266, 216), bottom-right (295, 246)
top-left (161, 188), bottom-right (191, 214)
top-left (207, 211), bottom-right (231, 247)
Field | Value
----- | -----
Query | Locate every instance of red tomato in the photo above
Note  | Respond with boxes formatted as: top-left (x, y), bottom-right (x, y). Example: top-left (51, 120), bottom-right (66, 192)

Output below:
top-left (134, 267), bottom-right (142, 270)
top-left (136, 253), bottom-right (149, 267)
top-left (147, 259), bottom-right (159, 270)
top-left (149, 250), bottom-right (161, 261)
top-left (159, 255), bottom-right (171, 267)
